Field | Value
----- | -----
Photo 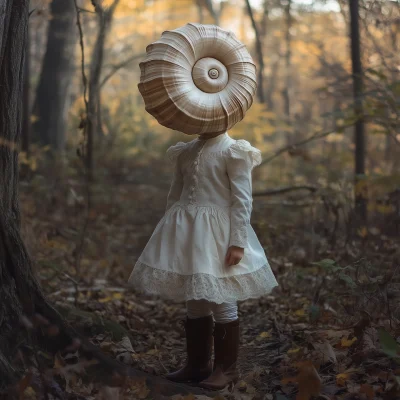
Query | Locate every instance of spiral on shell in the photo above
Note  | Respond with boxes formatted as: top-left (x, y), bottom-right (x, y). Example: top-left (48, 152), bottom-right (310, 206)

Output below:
top-left (138, 23), bottom-right (257, 135)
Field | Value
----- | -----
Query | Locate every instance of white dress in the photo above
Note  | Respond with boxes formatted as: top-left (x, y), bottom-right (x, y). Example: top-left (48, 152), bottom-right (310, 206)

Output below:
top-left (128, 132), bottom-right (278, 304)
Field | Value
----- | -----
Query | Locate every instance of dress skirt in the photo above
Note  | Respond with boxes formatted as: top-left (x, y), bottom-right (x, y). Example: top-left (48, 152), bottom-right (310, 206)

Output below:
top-left (128, 202), bottom-right (278, 304)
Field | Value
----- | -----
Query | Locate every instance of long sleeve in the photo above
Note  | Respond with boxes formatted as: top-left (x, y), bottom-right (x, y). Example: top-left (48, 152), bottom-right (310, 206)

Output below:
top-left (226, 140), bottom-right (262, 248)
top-left (166, 161), bottom-right (183, 212)
top-left (165, 141), bottom-right (186, 212)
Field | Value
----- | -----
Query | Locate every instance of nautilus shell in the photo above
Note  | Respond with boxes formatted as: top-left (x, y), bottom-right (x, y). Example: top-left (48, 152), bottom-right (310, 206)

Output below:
top-left (138, 23), bottom-right (257, 135)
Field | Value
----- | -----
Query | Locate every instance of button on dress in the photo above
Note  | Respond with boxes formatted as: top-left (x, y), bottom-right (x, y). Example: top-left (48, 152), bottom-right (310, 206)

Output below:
top-left (128, 132), bottom-right (278, 304)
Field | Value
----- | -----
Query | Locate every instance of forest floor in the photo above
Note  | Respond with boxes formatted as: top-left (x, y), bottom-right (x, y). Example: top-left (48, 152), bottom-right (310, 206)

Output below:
top-left (15, 157), bottom-right (400, 400)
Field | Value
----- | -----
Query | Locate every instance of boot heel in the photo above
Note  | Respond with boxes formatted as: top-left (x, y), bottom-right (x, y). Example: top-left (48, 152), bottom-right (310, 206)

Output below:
top-left (198, 319), bottom-right (240, 390)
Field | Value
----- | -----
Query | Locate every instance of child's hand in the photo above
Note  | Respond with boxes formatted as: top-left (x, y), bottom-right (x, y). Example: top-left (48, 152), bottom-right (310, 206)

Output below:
top-left (225, 246), bottom-right (244, 266)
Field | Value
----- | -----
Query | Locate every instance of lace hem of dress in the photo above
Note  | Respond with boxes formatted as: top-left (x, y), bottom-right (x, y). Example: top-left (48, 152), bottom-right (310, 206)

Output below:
top-left (128, 261), bottom-right (279, 304)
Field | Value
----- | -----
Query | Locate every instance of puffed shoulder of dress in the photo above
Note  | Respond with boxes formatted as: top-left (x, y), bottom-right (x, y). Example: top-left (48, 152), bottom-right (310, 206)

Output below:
top-left (166, 141), bottom-right (187, 163)
top-left (227, 139), bottom-right (262, 169)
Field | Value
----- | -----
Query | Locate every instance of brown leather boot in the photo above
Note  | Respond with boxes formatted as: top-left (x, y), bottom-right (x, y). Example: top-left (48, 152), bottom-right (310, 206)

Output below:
top-left (166, 315), bottom-right (213, 382)
top-left (199, 319), bottom-right (240, 390)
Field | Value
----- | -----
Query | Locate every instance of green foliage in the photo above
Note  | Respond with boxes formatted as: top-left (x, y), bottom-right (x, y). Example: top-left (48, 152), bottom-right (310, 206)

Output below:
top-left (378, 329), bottom-right (400, 360)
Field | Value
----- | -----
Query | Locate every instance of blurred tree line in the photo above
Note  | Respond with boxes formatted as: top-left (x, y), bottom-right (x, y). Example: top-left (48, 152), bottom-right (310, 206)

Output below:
top-left (22, 0), bottom-right (400, 223)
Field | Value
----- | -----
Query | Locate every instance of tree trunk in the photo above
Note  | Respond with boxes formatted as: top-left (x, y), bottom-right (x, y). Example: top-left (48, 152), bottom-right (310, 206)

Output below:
top-left (282, 0), bottom-right (292, 144)
top-left (86, 0), bottom-right (120, 177)
top-left (21, 23), bottom-right (30, 155)
top-left (0, 0), bottom-right (44, 386)
top-left (203, 0), bottom-right (223, 25)
top-left (265, 55), bottom-right (279, 110)
top-left (196, 0), bottom-right (204, 23)
top-left (349, 0), bottom-right (367, 225)
top-left (245, 0), bottom-right (265, 104)
top-left (32, 0), bottom-right (76, 152)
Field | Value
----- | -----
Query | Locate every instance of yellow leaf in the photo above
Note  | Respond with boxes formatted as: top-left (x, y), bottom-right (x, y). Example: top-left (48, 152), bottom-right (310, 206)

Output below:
top-left (357, 227), bottom-right (368, 238)
top-left (99, 296), bottom-right (112, 303)
top-left (113, 292), bottom-right (123, 300)
top-left (295, 309), bottom-right (306, 317)
top-left (237, 380), bottom-right (247, 389)
top-left (336, 372), bottom-right (349, 386)
top-left (287, 347), bottom-right (301, 355)
top-left (258, 331), bottom-right (272, 339)
top-left (146, 348), bottom-right (159, 355)
top-left (340, 336), bottom-right (357, 347)
top-left (376, 204), bottom-right (395, 214)
top-left (23, 387), bottom-right (36, 399)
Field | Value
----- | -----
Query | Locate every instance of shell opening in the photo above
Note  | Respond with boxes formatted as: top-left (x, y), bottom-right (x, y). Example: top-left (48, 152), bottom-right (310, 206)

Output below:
top-left (209, 69), bottom-right (219, 79)
top-left (192, 57), bottom-right (228, 94)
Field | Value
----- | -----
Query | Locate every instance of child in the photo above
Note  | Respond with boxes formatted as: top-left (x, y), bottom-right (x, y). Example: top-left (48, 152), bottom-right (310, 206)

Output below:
top-left (128, 130), bottom-right (279, 390)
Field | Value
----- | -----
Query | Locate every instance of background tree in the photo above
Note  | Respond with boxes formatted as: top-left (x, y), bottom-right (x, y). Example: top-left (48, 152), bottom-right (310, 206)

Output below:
top-left (282, 0), bottom-right (293, 144)
top-left (349, 0), bottom-right (367, 225)
top-left (0, 0), bottom-right (45, 384)
top-left (32, 0), bottom-right (77, 152)
top-left (245, 0), bottom-right (266, 104)
top-left (85, 0), bottom-right (121, 175)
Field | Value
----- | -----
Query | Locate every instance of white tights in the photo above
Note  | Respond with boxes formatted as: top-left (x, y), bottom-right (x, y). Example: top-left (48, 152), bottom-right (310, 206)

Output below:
top-left (186, 299), bottom-right (238, 323)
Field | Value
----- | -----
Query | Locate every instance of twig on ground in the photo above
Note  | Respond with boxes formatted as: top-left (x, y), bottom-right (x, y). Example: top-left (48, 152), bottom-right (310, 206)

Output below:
top-left (50, 287), bottom-right (126, 296)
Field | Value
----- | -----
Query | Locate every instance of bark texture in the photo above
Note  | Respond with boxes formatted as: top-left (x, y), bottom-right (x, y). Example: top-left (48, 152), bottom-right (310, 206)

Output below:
top-left (21, 24), bottom-right (30, 154)
top-left (0, 1), bottom-right (74, 389)
top-left (245, 0), bottom-right (265, 104)
top-left (349, 0), bottom-right (367, 224)
top-left (0, 0), bottom-right (34, 387)
top-left (84, 0), bottom-right (119, 176)
top-left (32, 0), bottom-right (76, 151)
top-left (282, 0), bottom-right (293, 144)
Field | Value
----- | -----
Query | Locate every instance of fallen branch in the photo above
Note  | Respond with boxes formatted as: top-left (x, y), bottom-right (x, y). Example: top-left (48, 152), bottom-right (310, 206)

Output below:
top-left (50, 286), bottom-right (126, 296)
top-left (253, 185), bottom-right (318, 197)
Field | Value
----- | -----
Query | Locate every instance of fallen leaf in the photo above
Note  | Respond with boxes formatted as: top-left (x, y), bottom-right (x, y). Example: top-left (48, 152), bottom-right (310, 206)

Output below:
top-left (282, 360), bottom-right (321, 400)
top-left (17, 372), bottom-right (33, 396)
top-left (340, 336), bottom-right (357, 347)
top-left (336, 372), bottom-right (350, 386)
top-left (130, 377), bottom-right (150, 399)
top-left (258, 331), bottom-right (272, 339)
top-left (295, 309), bottom-right (306, 317)
top-left (22, 387), bottom-right (36, 399)
top-left (99, 386), bottom-right (120, 400)
top-left (296, 361), bottom-right (322, 400)
top-left (313, 340), bottom-right (337, 365)
top-left (359, 383), bottom-right (374, 400)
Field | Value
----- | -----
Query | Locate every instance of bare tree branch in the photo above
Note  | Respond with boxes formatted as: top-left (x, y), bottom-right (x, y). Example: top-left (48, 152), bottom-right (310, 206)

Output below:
top-left (253, 186), bottom-right (318, 197)
top-left (259, 125), bottom-right (352, 166)
top-left (73, 1), bottom-right (89, 111)
top-left (100, 52), bottom-right (146, 88)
